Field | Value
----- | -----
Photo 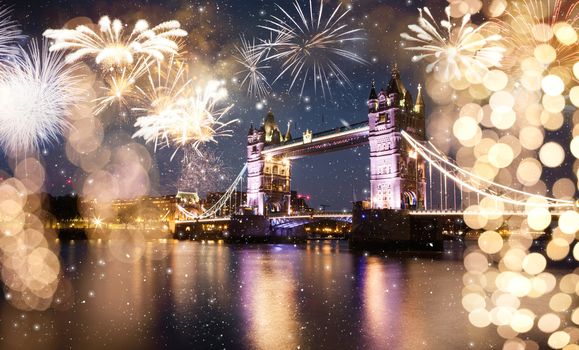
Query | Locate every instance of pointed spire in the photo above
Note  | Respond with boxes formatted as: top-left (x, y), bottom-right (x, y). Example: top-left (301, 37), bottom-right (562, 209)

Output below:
top-left (248, 123), bottom-right (254, 135)
top-left (392, 62), bottom-right (400, 79)
top-left (369, 79), bottom-right (378, 100)
top-left (284, 121), bottom-right (292, 142)
top-left (414, 83), bottom-right (424, 114)
top-left (387, 62), bottom-right (407, 97)
top-left (264, 110), bottom-right (277, 142)
top-left (386, 75), bottom-right (400, 95)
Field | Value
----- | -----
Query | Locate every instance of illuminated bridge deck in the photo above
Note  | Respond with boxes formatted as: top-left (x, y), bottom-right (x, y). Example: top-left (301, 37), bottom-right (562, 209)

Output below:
top-left (176, 209), bottom-right (569, 225)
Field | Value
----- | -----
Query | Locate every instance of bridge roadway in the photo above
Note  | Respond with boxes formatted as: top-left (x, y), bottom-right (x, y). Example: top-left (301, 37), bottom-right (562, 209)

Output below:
top-left (175, 209), bottom-right (570, 225)
top-left (409, 210), bottom-right (565, 217)
top-left (175, 211), bottom-right (354, 224)
top-left (175, 209), bottom-right (569, 225)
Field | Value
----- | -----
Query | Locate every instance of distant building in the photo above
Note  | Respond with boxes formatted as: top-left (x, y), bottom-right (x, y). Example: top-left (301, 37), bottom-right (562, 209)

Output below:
top-left (81, 194), bottom-right (183, 230)
top-left (290, 191), bottom-right (311, 214)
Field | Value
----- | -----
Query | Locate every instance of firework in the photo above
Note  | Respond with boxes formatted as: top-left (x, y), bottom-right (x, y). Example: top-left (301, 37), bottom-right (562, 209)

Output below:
top-left (491, 0), bottom-right (578, 74)
top-left (133, 56), bottom-right (191, 119)
top-left (260, 0), bottom-right (366, 97)
top-left (233, 36), bottom-right (270, 98)
top-left (178, 147), bottom-right (231, 195)
top-left (0, 6), bottom-right (24, 57)
top-left (132, 77), bottom-right (237, 159)
top-left (131, 56), bottom-right (190, 148)
top-left (0, 39), bottom-right (82, 155)
top-left (401, 6), bottom-right (505, 82)
top-left (93, 57), bottom-right (152, 114)
top-left (43, 16), bottom-right (187, 68)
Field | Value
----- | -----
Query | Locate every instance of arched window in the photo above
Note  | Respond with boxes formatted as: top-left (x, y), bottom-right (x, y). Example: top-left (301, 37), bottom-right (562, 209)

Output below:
top-left (272, 165), bottom-right (278, 174)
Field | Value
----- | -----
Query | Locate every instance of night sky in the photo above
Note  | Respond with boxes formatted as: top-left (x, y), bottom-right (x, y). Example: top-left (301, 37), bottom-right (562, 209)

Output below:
top-left (0, 0), bottom-right (505, 209)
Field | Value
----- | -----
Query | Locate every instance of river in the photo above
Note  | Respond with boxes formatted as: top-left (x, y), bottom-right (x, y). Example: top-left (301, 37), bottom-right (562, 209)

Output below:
top-left (0, 240), bottom-right (565, 349)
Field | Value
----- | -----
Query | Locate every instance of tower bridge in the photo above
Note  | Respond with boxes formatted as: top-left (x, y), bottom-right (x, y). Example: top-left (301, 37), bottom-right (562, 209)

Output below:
top-left (246, 65), bottom-right (427, 216)
top-left (175, 65), bottom-right (576, 248)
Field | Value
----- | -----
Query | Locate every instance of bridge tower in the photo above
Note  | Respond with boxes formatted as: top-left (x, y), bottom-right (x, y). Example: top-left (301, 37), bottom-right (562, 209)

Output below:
top-left (247, 111), bottom-right (292, 215)
top-left (368, 65), bottom-right (427, 210)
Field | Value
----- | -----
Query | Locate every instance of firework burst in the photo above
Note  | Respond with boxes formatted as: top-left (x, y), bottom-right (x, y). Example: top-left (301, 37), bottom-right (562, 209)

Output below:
top-left (0, 5), bottom-right (24, 57)
top-left (401, 6), bottom-right (506, 82)
top-left (491, 0), bottom-right (578, 74)
top-left (259, 0), bottom-right (366, 97)
top-left (233, 35), bottom-right (270, 99)
top-left (132, 76), bottom-right (238, 159)
top-left (131, 56), bottom-right (190, 138)
top-left (0, 39), bottom-right (82, 155)
top-left (93, 57), bottom-right (152, 114)
top-left (43, 16), bottom-right (187, 68)
top-left (178, 147), bottom-right (231, 195)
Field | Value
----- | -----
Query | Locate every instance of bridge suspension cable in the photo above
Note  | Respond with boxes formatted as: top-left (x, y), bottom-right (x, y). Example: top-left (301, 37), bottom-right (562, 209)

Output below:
top-left (177, 163), bottom-right (248, 219)
top-left (401, 131), bottom-right (575, 209)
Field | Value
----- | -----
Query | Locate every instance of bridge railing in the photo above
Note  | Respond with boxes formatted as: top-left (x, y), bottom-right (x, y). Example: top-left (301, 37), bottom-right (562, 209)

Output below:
top-left (401, 131), bottom-right (576, 210)
top-left (268, 211), bottom-right (352, 218)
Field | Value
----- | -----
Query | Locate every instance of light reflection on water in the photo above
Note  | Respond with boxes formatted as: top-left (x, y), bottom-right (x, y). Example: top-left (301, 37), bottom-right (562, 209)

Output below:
top-left (0, 240), bottom-right (558, 349)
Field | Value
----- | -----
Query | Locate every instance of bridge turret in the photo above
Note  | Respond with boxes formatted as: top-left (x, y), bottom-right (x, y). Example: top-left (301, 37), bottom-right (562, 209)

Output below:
top-left (247, 119), bottom-right (267, 214)
top-left (368, 64), bottom-right (426, 210)
top-left (247, 110), bottom-right (294, 215)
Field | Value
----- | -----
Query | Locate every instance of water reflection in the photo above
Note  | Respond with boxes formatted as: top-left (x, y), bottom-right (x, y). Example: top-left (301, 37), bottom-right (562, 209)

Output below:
top-left (0, 240), bottom-right (561, 349)
top-left (241, 246), bottom-right (300, 349)
top-left (361, 257), bottom-right (401, 348)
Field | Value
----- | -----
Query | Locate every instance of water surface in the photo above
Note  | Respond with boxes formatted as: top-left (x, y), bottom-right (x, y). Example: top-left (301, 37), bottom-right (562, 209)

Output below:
top-left (0, 240), bottom-right (559, 349)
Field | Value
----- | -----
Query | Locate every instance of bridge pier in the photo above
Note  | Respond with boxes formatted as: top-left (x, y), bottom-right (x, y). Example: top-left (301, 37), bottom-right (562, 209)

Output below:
top-left (350, 207), bottom-right (444, 251)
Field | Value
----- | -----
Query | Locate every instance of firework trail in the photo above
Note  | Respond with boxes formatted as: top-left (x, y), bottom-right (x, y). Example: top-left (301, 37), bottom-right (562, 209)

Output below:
top-left (259, 0), bottom-right (366, 97)
top-left (0, 5), bottom-right (24, 57)
top-left (0, 39), bottom-right (82, 155)
top-left (43, 16), bottom-right (187, 68)
top-left (401, 6), bottom-right (505, 82)
top-left (233, 35), bottom-right (271, 99)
